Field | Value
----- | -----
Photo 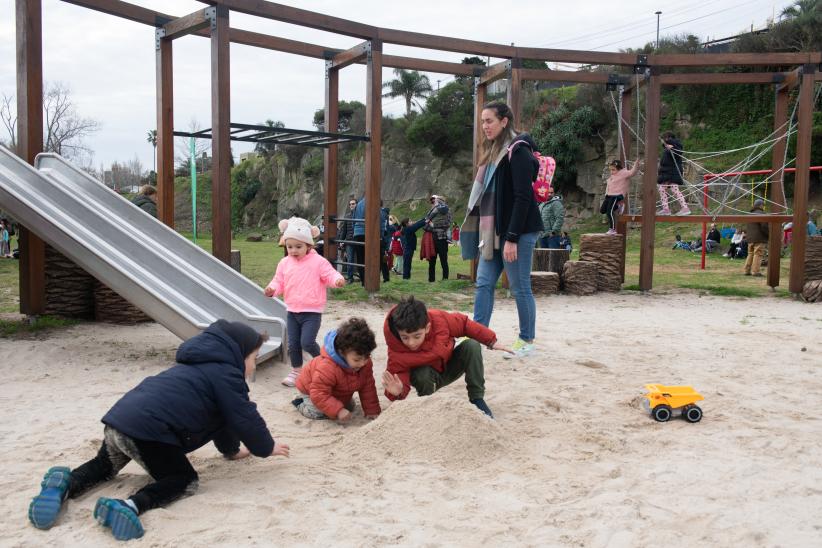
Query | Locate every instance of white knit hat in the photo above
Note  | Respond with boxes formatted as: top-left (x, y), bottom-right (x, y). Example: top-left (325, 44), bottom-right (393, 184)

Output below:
top-left (278, 216), bottom-right (320, 246)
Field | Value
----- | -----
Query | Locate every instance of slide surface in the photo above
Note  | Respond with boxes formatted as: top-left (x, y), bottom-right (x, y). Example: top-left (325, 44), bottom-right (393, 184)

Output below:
top-left (0, 147), bottom-right (285, 362)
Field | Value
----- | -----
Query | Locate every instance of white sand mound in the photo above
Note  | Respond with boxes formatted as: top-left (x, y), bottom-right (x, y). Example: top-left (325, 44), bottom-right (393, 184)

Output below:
top-left (334, 392), bottom-right (507, 467)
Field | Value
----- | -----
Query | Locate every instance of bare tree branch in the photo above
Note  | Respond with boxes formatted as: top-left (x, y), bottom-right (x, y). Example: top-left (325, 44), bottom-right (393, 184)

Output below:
top-left (0, 94), bottom-right (17, 150)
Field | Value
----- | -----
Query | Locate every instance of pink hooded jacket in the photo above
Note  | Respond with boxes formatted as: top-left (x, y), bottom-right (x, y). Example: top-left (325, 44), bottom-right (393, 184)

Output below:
top-left (266, 250), bottom-right (343, 313)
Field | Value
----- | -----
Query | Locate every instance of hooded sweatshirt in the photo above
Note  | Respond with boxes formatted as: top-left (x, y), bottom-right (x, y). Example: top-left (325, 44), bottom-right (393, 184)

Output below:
top-left (295, 331), bottom-right (381, 418)
top-left (102, 321), bottom-right (275, 457)
top-left (383, 308), bottom-right (497, 401)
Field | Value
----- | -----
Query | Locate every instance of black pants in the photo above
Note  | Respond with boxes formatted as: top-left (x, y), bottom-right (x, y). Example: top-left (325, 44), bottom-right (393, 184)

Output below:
top-left (428, 238), bottom-right (449, 282)
top-left (402, 248), bottom-right (415, 279)
top-left (600, 194), bottom-right (623, 230)
top-left (69, 426), bottom-right (198, 514)
top-left (353, 234), bottom-right (389, 284)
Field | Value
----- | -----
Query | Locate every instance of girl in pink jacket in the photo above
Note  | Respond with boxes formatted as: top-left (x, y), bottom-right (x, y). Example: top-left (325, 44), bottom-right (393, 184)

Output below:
top-left (265, 217), bottom-right (345, 387)
top-left (601, 159), bottom-right (641, 235)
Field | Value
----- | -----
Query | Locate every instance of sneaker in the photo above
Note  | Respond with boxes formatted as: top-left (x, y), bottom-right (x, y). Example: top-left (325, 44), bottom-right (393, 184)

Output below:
top-left (655, 209), bottom-right (671, 216)
top-left (605, 229), bottom-right (617, 235)
top-left (470, 398), bottom-right (494, 418)
top-left (744, 272), bottom-right (752, 276)
top-left (503, 339), bottom-right (535, 359)
top-left (676, 207), bottom-right (691, 216)
top-left (93, 498), bottom-right (144, 541)
top-left (282, 368), bottom-right (301, 387)
top-left (28, 466), bottom-right (71, 530)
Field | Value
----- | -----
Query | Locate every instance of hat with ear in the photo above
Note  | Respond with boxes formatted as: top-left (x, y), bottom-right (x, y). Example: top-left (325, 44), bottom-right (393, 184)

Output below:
top-left (278, 216), bottom-right (320, 246)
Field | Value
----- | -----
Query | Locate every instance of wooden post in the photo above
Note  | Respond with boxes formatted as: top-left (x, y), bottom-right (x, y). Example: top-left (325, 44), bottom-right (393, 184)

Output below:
top-left (364, 39), bottom-right (382, 292)
top-left (155, 29), bottom-right (174, 227)
top-left (617, 87), bottom-right (633, 282)
top-left (507, 59), bottom-right (522, 129)
top-left (210, 5), bottom-right (231, 264)
top-left (16, 0), bottom-right (45, 315)
top-left (323, 60), bottom-right (339, 263)
top-left (767, 86), bottom-right (789, 288)
top-left (638, 72), bottom-right (661, 291)
top-left (471, 79), bottom-right (487, 282)
top-left (789, 66), bottom-right (815, 294)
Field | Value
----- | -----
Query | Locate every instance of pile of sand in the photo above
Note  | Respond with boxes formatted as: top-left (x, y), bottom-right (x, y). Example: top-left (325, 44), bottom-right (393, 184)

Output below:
top-left (333, 392), bottom-right (508, 467)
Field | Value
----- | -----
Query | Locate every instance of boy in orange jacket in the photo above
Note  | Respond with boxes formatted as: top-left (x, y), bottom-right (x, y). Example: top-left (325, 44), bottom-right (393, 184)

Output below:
top-left (381, 296), bottom-right (511, 418)
top-left (293, 317), bottom-right (381, 422)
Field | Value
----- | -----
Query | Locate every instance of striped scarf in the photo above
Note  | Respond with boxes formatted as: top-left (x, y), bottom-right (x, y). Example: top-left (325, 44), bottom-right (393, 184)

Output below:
top-left (460, 145), bottom-right (510, 261)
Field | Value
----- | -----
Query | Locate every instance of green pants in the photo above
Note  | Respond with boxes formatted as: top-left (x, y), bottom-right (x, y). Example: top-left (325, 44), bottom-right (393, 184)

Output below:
top-left (410, 339), bottom-right (485, 400)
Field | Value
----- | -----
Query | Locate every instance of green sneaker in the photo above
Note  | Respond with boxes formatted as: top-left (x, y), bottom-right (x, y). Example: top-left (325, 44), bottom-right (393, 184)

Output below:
top-left (503, 338), bottom-right (535, 359)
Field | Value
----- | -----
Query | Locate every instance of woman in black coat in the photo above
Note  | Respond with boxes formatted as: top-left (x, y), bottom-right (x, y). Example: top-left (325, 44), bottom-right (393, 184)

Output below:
top-left (657, 132), bottom-right (691, 216)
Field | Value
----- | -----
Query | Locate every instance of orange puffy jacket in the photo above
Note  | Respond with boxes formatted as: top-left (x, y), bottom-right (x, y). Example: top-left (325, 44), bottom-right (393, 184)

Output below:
top-left (383, 308), bottom-right (497, 401)
top-left (296, 345), bottom-right (381, 419)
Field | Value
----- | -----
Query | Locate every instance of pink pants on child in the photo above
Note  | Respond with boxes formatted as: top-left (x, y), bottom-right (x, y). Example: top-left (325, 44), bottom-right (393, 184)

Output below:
top-left (658, 184), bottom-right (688, 213)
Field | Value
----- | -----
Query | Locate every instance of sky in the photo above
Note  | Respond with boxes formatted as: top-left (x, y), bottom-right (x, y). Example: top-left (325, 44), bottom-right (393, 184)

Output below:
top-left (0, 0), bottom-right (796, 172)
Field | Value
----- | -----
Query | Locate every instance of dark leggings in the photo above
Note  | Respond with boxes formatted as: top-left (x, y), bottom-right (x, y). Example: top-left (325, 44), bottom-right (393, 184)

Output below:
top-left (402, 248), bottom-right (415, 279)
top-left (428, 238), bottom-right (449, 282)
top-left (287, 311), bottom-right (322, 367)
top-left (69, 426), bottom-right (198, 514)
top-left (600, 194), bottom-right (623, 230)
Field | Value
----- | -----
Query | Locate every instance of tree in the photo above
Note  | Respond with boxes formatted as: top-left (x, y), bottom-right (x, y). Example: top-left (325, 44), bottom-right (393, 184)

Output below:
top-left (779, 0), bottom-right (822, 51)
top-left (175, 118), bottom-right (211, 172)
top-left (313, 100), bottom-right (365, 133)
top-left (1, 81), bottom-right (100, 161)
top-left (382, 68), bottom-right (433, 117)
top-left (254, 119), bottom-right (285, 156)
top-left (146, 129), bottom-right (157, 173)
top-left (406, 80), bottom-right (473, 158)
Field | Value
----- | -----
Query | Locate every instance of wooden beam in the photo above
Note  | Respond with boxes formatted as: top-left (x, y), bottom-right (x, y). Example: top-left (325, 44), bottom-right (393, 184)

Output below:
top-left (471, 80), bottom-right (487, 283)
top-left (229, 29), bottom-right (327, 58)
top-left (162, 8), bottom-right (210, 41)
top-left (658, 72), bottom-right (788, 86)
top-left (329, 41), bottom-right (368, 70)
top-left (638, 73), bottom-right (661, 291)
top-left (789, 68), bottom-right (815, 293)
top-left (382, 55), bottom-right (478, 76)
top-left (155, 30), bottom-right (174, 228)
top-left (198, 0), bottom-right (376, 39)
top-left (16, 0), bottom-right (46, 316)
top-left (479, 60), bottom-right (510, 86)
top-left (364, 40), bottom-right (383, 292)
top-left (210, 4), bottom-right (231, 264)
top-left (649, 52), bottom-right (820, 67)
top-left (323, 62), bottom-right (339, 264)
top-left (767, 87), bottom-right (790, 288)
top-left (379, 27), bottom-right (515, 58)
top-left (515, 47), bottom-right (637, 66)
top-left (61, 0), bottom-right (173, 25)
top-left (777, 67), bottom-right (802, 91)
top-left (619, 214), bottom-right (793, 223)
top-left (519, 68), bottom-right (614, 84)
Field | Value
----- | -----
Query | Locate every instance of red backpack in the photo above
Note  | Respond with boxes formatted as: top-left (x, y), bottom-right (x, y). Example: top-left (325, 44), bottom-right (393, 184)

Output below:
top-left (507, 142), bottom-right (556, 203)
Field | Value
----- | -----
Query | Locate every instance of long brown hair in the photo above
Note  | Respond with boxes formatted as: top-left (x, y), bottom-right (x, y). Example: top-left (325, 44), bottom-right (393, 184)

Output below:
top-left (479, 102), bottom-right (518, 166)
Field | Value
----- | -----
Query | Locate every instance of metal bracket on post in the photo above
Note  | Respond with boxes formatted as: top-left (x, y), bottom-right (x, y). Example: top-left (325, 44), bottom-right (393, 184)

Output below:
top-left (365, 40), bottom-right (373, 63)
top-left (155, 28), bottom-right (166, 50)
top-left (634, 54), bottom-right (649, 76)
top-left (205, 6), bottom-right (217, 30)
top-left (606, 73), bottom-right (622, 91)
top-left (325, 59), bottom-right (333, 79)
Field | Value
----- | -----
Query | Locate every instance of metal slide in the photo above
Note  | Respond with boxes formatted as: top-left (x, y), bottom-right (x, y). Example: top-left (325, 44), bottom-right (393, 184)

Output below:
top-left (0, 147), bottom-right (285, 362)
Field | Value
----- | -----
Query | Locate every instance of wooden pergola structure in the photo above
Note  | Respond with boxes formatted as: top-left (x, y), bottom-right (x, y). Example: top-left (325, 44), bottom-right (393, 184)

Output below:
top-left (14, 0), bottom-right (821, 313)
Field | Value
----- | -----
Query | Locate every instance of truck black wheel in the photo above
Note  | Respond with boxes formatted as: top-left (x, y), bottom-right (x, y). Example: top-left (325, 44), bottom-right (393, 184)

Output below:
top-left (652, 404), bottom-right (672, 422)
top-left (684, 405), bottom-right (703, 423)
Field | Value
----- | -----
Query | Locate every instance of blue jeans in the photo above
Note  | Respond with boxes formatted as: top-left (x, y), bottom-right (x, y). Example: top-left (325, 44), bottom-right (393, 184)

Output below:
top-left (286, 312), bottom-right (322, 367)
top-left (473, 232), bottom-right (539, 342)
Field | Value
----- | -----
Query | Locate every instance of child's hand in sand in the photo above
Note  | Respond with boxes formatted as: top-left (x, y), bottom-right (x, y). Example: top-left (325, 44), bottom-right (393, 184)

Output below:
top-left (334, 278), bottom-right (346, 288)
top-left (228, 446), bottom-right (250, 460)
top-left (337, 408), bottom-right (352, 422)
top-left (263, 286), bottom-right (275, 297)
top-left (490, 341), bottom-right (514, 355)
top-left (271, 443), bottom-right (290, 458)
top-left (382, 371), bottom-right (404, 397)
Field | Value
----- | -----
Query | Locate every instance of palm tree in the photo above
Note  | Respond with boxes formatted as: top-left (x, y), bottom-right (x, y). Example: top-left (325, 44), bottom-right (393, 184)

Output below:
top-left (382, 68), bottom-right (433, 117)
top-left (779, 0), bottom-right (821, 51)
top-left (146, 129), bottom-right (157, 173)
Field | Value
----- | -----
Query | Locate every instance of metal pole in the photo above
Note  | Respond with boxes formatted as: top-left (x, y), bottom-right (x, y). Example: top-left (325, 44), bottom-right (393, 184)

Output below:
top-left (655, 11), bottom-right (662, 49)
top-left (190, 137), bottom-right (197, 244)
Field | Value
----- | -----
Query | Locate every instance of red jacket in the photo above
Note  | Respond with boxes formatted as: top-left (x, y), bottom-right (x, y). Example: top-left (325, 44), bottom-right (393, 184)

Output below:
top-left (383, 308), bottom-right (497, 401)
top-left (296, 346), bottom-right (381, 419)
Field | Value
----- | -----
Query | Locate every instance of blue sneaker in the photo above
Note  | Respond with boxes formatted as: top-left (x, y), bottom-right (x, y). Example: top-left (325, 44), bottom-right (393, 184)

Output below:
top-left (470, 398), bottom-right (494, 419)
top-left (93, 497), bottom-right (144, 541)
top-left (28, 466), bottom-right (71, 530)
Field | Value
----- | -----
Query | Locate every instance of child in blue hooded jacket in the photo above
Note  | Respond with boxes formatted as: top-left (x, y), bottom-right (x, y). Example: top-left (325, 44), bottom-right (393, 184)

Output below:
top-left (26, 320), bottom-right (290, 541)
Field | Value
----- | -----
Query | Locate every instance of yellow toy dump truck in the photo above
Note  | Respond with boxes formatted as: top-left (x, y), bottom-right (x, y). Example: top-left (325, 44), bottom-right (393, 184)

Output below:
top-left (644, 384), bottom-right (703, 423)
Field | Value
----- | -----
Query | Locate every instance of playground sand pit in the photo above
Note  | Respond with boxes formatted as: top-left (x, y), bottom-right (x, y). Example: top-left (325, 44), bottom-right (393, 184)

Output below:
top-left (1, 293), bottom-right (821, 546)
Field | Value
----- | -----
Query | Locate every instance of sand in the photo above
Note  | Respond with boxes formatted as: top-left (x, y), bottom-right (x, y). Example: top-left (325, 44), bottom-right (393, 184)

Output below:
top-left (0, 292), bottom-right (821, 547)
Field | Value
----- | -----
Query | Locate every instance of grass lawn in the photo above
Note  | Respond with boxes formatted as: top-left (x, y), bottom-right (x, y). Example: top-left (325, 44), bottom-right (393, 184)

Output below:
top-left (0, 223), bottom-right (795, 317)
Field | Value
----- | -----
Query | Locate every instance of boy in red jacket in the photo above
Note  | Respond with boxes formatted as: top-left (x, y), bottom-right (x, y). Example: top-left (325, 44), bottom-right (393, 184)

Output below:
top-left (293, 317), bottom-right (381, 422)
top-left (381, 296), bottom-right (511, 418)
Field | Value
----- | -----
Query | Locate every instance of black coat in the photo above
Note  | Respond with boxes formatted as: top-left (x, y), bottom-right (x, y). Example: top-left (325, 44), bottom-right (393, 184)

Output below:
top-left (491, 134), bottom-right (544, 242)
top-left (102, 322), bottom-right (275, 457)
top-left (657, 138), bottom-right (685, 185)
top-left (131, 195), bottom-right (158, 218)
top-left (402, 218), bottom-right (427, 252)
